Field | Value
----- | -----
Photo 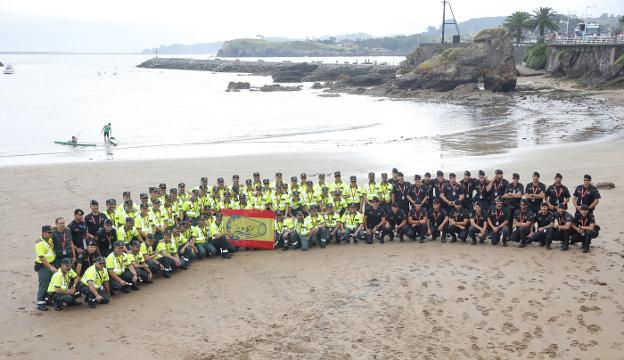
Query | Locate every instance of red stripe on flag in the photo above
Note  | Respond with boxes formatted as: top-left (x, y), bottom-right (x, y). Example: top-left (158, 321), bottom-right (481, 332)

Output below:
top-left (231, 239), bottom-right (275, 250)
top-left (222, 209), bottom-right (275, 219)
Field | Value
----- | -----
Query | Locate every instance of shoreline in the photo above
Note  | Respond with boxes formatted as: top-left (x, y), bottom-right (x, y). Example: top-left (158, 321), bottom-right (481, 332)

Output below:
top-left (0, 136), bottom-right (622, 359)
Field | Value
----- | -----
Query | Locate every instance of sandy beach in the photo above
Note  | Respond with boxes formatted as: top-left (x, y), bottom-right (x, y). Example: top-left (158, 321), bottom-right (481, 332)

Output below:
top-left (0, 132), bottom-right (622, 359)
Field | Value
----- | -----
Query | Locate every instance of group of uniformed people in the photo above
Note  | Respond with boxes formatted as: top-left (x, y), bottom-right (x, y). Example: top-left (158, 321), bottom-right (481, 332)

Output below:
top-left (34, 169), bottom-right (601, 311)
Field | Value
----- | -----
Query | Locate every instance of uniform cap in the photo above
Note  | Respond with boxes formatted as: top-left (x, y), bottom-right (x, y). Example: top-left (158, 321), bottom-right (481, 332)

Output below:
top-left (130, 239), bottom-right (141, 247)
top-left (276, 210), bottom-right (283, 216)
top-left (263, 179), bottom-right (270, 184)
top-left (325, 203), bottom-right (333, 208)
top-left (125, 217), bottom-right (135, 223)
top-left (318, 174), bottom-right (325, 178)
top-left (159, 183), bottom-right (167, 188)
top-left (306, 180), bottom-right (313, 185)
top-left (200, 177), bottom-right (207, 182)
top-left (140, 203), bottom-right (149, 209)
top-left (124, 200), bottom-right (133, 206)
top-left (414, 175), bottom-right (421, 180)
top-left (245, 179), bottom-right (252, 184)
top-left (520, 198), bottom-right (528, 204)
top-left (334, 171), bottom-right (341, 177)
top-left (153, 199), bottom-right (161, 205)
top-left (96, 256), bottom-right (106, 264)
top-left (512, 173), bottom-right (520, 179)
top-left (140, 193), bottom-right (148, 199)
top-left (113, 241), bottom-right (124, 247)
top-left (449, 173), bottom-right (456, 178)
top-left (368, 172), bottom-right (375, 176)
top-left (381, 173), bottom-right (388, 177)
top-left (61, 258), bottom-right (73, 265)
top-left (350, 176), bottom-right (357, 181)
top-left (123, 191), bottom-right (131, 196)
top-left (275, 172), bottom-right (282, 176)
top-left (41, 225), bottom-right (54, 233)
top-left (495, 169), bottom-right (503, 175)
top-left (253, 172), bottom-right (260, 176)
top-left (454, 199), bottom-right (462, 205)
top-left (580, 204), bottom-right (589, 210)
top-left (217, 177), bottom-right (224, 182)
top-left (178, 182), bottom-right (185, 187)
top-left (300, 173), bottom-right (307, 178)
top-left (293, 191), bottom-right (300, 196)
top-left (106, 199), bottom-right (115, 205)
top-left (232, 174), bottom-right (240, 179)
top-left (87, 240), bottom-right (97, 247)
top-left (104, 219), bottom-right (113, 225)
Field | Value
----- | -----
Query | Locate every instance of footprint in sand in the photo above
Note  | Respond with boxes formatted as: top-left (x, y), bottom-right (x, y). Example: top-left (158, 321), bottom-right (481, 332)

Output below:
top-left (502, 322), bottom-right (519, 335)
top-left (522, 312), bottom-right (538, 321)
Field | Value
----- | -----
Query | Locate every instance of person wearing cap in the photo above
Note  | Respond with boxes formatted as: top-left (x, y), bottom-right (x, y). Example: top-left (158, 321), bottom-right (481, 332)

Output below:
top-left (345, 176), bottom-right (364, 211)
top-left (47, 258), bottom-right (81, 310)
top-left (252, 172), bottom-right (262, 189)
top-left (262, 179), bottom-right (274, 200)
top-left (270, 185), bottom-right (289, 213)
top-left (392, 172), bottom-right (411, 216)
top-left (149, 187), bottom-right (160, 206)
top-left (104, 199), bottom-right (119, 228)
top-left (139, 192), bottom-right (150, 209)
top-left (430, 170), bottom-right (449, 205)
top-left (385, 201), bottom-right (409, 242)
top-left (289, 211), bottom-right (309, 249)
top-left (510, 199), bottom-right (535, 247)
top-left (172, 224), bottom-right (192, 269)
top-left (34, 225), bottom-right (57, 311)
top-left (209, 214), bottom-right (236, 257)
top-left (192, 216), bottom-right (218, 258)
top-left (487, 197), bottom-right (511, 246)
top-left (571, 205), bottom-right (599, 253)
top-left (342, 203), bottom-right (365, 243)
top-left (525, 172), bottom-right (546, 214)
top-left (551, 203), bottom-right (574, 250)
top-left (329, 190), bottom-right (347, 217)
top-left (408, 175), bottom-right (429, 212)
top-left (389, 168), bottom-right (399, 186)
top-left (323, 204), bottom-right (345, 244)
top-left (231, 174), bottom-right (241, 191)
top-left (468, 202), bottom-right (488, 245)
top-left (79, 256), bottom-right (110, 308)
top-left (218, 192), bottom-right (237, 210)
top-left (330, 171), bottom-right (346, 194)
top-left (487, 170), bottom-right (506, 207)
top-left (446, 199), bottom-right (470, 243)
top-left (116, 200), bottom-right (138, 227)
top-left (526, 202), bottom-right (554, 248)
top-left (302, 180), bottom-right (317, 210)
top-left (128, 240), bottom-right (152, 283)
top-left (274, 211), bottom-right (292, 249)
top-left (545, 173), bottom-right (570, 212)
top-left (314, 186), bottom-right (331, 211)
top-left (474, 170), bottom-right (491, 211)
top-left (75, 240), bottom-right (100, 280)
top-left (378, 173), bottom-right (393, 212)
top-left (51, 217), bottom-right (75, 266)
top-left (181, 190), bottom-right (202, 224)
top-left (85, 200), bottom-right (107, 239)
top-left (238, 194), bottom-right (254, 210)
top-left (363, 172), bottom-right (379, 211)
top-left (156, 230), bottom-right (181, 274)
top-left (288, 190), bottom-right (305, 217)
top-left (212, 177), bottom-right (227, 199)
top-left (304, 205), bottom-right (328, 249)
top-left (440, 173), bottom-right (465, 213)
top-left (363, 196), bottom-right (386, 244)
top-left (117, 217), bottom-right (142, 245)
top-left (158, 184), bottom-right (167, 204)
top-left (271, 172), bottom-right (285, 191)
top-left (572, 175), bottom-right (601, 215)
top-left (96, 219), bottom-right (118, 257)
top-left (251, 186), bottom-right (271, 210)
top-left (313, 174), bottom-right (327, 195)
top-left (106, 241), bottom-right (139, 293)
top-left (460, 171), bottom-right (477, 210)
top-left (243, 179), bottom-right (255, 200)
top-left (68, 208), bottom-right (89, 253)
top-left (502, 173), bottom-right (524, 215)
top-left (149, 199), bottom-right (166, 239)
top-left (288, 176), bottom-right (302, 195)
top-left (427, 199), bottom-right (449, 242)
top-left (137, 203), bottom-right (154, 240)
top-left (140, 234), bottom-right (166, 277)
top-left (177, 182), bottom-right (188, 202)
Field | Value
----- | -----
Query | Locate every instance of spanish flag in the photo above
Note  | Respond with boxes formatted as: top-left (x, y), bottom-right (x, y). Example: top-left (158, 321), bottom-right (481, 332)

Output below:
top-left (221, 209), bottom-right (275, 249)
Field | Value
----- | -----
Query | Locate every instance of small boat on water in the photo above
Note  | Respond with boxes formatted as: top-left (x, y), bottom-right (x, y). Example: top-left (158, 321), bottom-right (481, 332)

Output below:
top-left (54, 141), bottom-right (97, 147)
top-left (3, 65), bottom-right (15, 75)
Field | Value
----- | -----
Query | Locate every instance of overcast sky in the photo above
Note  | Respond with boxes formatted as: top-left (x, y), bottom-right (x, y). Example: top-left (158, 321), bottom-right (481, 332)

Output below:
top-left (0, 0), bottom-right (621, 52)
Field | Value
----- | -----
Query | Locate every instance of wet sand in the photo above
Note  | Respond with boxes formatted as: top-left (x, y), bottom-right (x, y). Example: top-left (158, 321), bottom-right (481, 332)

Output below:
top-left (0, 138), bottom-right (622, 359)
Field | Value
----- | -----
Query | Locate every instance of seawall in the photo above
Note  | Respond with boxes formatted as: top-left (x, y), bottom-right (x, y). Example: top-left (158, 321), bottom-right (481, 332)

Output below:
top-left (546, 44), bottom-right (624, 87)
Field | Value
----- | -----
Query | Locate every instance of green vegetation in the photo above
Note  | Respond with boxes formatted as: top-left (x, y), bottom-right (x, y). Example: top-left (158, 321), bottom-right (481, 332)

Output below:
top-left (504, 11), bottom-right (532, 44)
top-left (523, 43), bottom-right (547, 69)
top-left (527, 7), bottom-right (560, 41)
top-left (615, 54), bottom-right (624, 66)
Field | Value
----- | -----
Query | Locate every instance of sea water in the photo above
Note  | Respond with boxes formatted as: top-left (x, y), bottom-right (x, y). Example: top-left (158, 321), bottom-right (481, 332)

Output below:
top-left (0, 54), bottom-right (622, 169)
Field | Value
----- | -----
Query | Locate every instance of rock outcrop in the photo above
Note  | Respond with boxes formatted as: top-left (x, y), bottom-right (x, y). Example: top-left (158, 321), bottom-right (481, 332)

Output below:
top-left (226, 81), bottom-right (251, 90)
top-left (260, 84), bottom-right (302, 92)
top-left (0, 60), bottom-right (3, 67)
top-left (546, 44), bottom-right (624, 87)
top-left (394, 28), bottom-right (517, 92)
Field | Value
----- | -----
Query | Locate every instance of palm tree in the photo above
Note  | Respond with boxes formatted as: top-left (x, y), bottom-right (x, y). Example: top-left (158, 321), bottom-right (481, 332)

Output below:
top-left (527, 7), bottom-right (560, 41)
top-left (504, 11), bottom-right (532, 44)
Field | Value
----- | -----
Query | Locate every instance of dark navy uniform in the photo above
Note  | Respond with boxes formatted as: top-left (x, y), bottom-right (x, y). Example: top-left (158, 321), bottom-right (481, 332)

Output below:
top-left (428, 207), bottom-right (448, 241)
top-left (528, 210), bottom-right (554, 246)
top-left (446, 206), bottom-right (469, 242)
top-left (573, 185), bottom-right (601, 214)
top-left (551, 210), bottom-right (573, 250)
top-left (460, 177), bottom-right (478, 209)
top-left (510, 207), bottom-right (534, 245)
top-left (383, 207), bottom-right (408, 241)
top-left (392, 181), bottom-right (411, 215)
top-left (474, 180), bottom-right (491, 211)
top-left (468, 209), bottom-right (488, 244)
top-left (525, 182), bottom-right (546, 214)
top-left (490, 178), bottom-right (509, 206)
top-left (545, 184), bottom-right (571, 211)
top-left (488, 205), bottom-right (510, 245)
top-left (441, 182), bottom-right (465, 211)
top-left (504, 182), bottom-right (524, 214)
top-left (406, 207), bottom-right (428, 241)
top-left (572, 213), bottom-right (598, 252)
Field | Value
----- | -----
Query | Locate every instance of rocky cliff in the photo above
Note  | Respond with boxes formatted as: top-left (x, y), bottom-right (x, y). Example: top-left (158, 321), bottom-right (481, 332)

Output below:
top-left (546, 44), bottom-right (624, 87)
top-left (394, 28), bottom-right (517, 92)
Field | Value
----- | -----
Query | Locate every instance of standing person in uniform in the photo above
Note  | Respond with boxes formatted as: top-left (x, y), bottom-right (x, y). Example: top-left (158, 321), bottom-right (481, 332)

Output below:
top-left (406, 201), bottom-right (428, 242)
top-left (51, 217), bottom-right (75, 266)
top-left (408, 175), bottom-right (429, 211)
top-left (572, 175), bottom-right (601, 215)
top-left (378, 173), bottom-right (393, 213)
top-left (460, 171), bottom-right (477, 209)
top-left (363, 197), bottom-right (386, 244)
top-left (96, 219), bottom-right (117, 257)
top-left (525, 172), bottom-right (546, 214)
top-left (446, 199), bottom-right (469, 243)
top-left (488, 197), bottom-right (510, 246)
top-left (85, 200), bottom-right (106, 240)
top-left (392, 172), bottom-right (411, 216)
top-left (79, 256), bottom-right (110, 309)
top-left (572, 205), bottom-right (598, 253)
top-left (101, 123), bottom-right (112, 141)
top-left (363, 172), bottom-right (379, 211)
top-left (382, 202), bottom-right (408, 242)
top-left (502, 173), bottom-right (524, 217)
top-left (489, 169), bottom-right (509, 208)
top-left (526, 202), bottom-right (554, 248)
top-left (468, 202), bottom-right (488, 245)
top-left (104, 199), bottom-right (119, 228)
top-left (46, 258), bottom-right (80, 311)
top-left (345, 176), bottom-right (363, 211)
top-left (545, 173), bottom-right (570, 212)
top-left (511, 199), bottom-right (535, 247)
top-left (474, 170), bottom-right (491, 211)
top-left (551, 202), bottom-right (573, 250)
top-left (440, 173), bottom-right (465, 213)
top-left (68, 208), bottom-right (89, 254)
top-left (427, 200), bottom-right (448, 242)
top-left (35, 225), bottom-right (57, 311)
top-left (430, 170), bottom-right (448, 207)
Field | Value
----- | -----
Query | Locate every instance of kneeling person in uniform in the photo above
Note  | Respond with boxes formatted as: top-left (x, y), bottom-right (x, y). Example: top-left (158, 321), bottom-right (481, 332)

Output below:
top-left (527, 202), bottom-right (554, 248)
top-left (363, 197), bottom-right (386, 244)
top-left (79, 256), bottom-right (110, 309)
top-left (446, 200), bottom-right (469, 243)
top-left (551, 203), bottom-right (573, 251)
top-left (106, 241), bottom-right (139, 293)
top-left (47, 258), bottom-right (81, 311)
top-left (384, 202), bottom-right (409, 242)
top-left (512, 199), bottom-right (535, 247)
top-left (468, 202), bottom-right (488, 245)
top-left (488, 197), bottom-right (510, 246)
top-left (572, 205), bottom-right (598, 253)
top-left (128, 240), bottom-right (153, 284)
